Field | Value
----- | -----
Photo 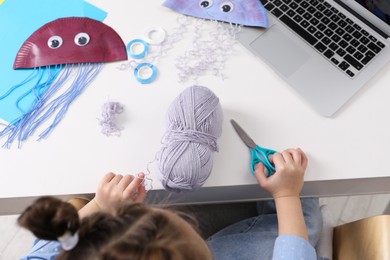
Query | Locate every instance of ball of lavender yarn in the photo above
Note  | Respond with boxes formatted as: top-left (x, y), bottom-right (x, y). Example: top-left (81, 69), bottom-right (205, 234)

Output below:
top-left (156, 85), bottom-right (223, 193)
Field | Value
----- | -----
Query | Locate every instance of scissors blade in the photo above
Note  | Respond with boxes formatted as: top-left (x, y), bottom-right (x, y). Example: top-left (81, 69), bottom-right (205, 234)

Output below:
top-left (230, 120), bottom-right (257, 149)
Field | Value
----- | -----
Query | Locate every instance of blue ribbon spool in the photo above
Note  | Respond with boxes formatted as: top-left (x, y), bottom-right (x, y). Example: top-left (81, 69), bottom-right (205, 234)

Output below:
top-left (127, 39), bottom-right (149, 59)
top-left (134, 63), bottom-right (157, 84)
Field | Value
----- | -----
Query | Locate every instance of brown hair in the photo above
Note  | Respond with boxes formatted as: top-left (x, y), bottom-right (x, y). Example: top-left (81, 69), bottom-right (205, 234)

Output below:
top-left (18, 196), bottom-right (205, 260)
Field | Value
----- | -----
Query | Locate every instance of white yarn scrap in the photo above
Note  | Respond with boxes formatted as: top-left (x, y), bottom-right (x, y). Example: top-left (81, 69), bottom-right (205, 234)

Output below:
top-left (175, 17), bottom-right (241, 83)
top-left (98, 101), bottom-right (124, 136)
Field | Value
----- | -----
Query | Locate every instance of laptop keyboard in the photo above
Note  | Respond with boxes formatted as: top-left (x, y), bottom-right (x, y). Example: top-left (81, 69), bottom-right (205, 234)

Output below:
top-left (260, 0), bottom-right (386, 78)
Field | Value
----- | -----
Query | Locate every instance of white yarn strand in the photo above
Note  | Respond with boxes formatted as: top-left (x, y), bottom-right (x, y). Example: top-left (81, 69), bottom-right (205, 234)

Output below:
top-left (176, 17), bottom-right (241, 83)
top-left (98, 101), bottom-right (124, 136)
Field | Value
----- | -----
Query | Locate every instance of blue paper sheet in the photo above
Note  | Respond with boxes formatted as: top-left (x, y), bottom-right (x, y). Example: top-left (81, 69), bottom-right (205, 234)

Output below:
top-left (0, 0), bottom-right (107, 123)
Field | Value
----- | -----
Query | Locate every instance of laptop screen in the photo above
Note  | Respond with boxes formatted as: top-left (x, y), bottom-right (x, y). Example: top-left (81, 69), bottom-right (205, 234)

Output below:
top-left (355, 0), bottom-right (390, 25)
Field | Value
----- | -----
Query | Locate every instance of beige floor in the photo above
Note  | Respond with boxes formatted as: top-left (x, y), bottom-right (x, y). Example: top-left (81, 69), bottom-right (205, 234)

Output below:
top-left (1, 194), bottom-right (389, 260)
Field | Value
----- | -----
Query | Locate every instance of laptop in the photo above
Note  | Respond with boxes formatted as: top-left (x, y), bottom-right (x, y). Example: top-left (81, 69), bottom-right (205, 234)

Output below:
top-left (237, 0), bottom-right (390, 116)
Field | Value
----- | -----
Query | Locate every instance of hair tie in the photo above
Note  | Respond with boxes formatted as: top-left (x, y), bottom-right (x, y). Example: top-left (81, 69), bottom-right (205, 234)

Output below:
top-left (57, 231), bottom-right (79, 251)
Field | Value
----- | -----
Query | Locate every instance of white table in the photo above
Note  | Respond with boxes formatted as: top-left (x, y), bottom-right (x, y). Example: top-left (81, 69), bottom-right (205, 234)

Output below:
top-left (1, 0), bottom-right (390, 214)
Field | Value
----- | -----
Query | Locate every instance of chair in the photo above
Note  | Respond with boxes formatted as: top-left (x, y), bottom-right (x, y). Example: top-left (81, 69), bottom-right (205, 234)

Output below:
top-left (333, 215), bottom-right (390, 260)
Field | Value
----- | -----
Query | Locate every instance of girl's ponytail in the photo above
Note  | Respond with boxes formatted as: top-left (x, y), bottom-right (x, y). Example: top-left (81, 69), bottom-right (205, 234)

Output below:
top-left (18, 196), bottom-right (80, 244)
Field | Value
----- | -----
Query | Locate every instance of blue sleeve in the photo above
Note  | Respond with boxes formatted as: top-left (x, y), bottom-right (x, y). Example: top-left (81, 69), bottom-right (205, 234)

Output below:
top-left (272, 234), bottom-right (317, 260)
top-left (19, 239), bottom-right (61, 260)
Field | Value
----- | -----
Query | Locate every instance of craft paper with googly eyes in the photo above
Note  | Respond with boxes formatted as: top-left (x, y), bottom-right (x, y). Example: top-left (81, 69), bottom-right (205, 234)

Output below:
top-left (14, 17), bottom-right (127, 68)
top-left (0, 17), bottom-right (128, 147)
top-left (163, 0), bottom-right (268, 27)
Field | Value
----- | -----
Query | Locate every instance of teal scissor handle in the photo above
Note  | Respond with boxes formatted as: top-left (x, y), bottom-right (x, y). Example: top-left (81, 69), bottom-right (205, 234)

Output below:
top-left (250, 145), bottom-right (277, 177)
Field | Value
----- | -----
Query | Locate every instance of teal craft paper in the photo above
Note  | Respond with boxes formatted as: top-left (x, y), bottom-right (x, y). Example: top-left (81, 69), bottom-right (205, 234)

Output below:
top-left (0, 0), bottom-right (107, 123)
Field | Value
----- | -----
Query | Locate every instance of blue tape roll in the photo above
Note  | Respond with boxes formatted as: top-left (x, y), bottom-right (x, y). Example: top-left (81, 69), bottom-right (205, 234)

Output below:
top-left (134, 63), bottom-right (157, 84)
top-left (127, 39), bottom-right (149, 59)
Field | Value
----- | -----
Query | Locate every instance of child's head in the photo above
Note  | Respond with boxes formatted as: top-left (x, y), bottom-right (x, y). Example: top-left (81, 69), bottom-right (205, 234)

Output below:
top-left (18, 197), bottom-right (212, 260)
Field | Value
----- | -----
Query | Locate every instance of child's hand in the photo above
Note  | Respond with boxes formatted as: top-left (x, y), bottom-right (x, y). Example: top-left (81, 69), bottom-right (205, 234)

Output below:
top-left (254, 148), bottom-right (307, 199)
top-left (93, 172), bottom-right (147, 212)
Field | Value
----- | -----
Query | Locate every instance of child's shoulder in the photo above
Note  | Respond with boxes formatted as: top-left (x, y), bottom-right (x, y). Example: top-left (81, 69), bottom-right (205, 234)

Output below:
top-left (20, 239), bottom-right (61, 260)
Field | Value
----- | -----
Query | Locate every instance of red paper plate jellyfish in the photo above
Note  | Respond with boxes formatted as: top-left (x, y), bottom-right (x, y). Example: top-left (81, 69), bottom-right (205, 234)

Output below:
top-left (0, 17), bottom-right (127, 147)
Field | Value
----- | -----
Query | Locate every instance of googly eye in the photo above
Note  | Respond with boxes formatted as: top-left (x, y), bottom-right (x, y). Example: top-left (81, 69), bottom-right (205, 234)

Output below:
top-left (199, 0), bottom-right (213, 8)
top-left (74, 32), bottom-right (90, 46)
top-left (220, 2), bottom-right (234, 12)
top-left (47, 36), bottom-right (63, 49)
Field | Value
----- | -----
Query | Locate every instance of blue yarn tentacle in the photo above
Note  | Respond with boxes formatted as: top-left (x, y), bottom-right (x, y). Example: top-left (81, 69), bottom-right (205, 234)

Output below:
top-left (0, 66), bottom-right (61, 148)
top-left (37, 63), bottom-right (102, 140)
top-left (17, 64), bottom-right (73, 141)
top-left (15, 66), bottom-right (62, 114)
top-left (0, 63), bottom-right (102, 148)
top-left (0, 69), bottom-right (40, 101)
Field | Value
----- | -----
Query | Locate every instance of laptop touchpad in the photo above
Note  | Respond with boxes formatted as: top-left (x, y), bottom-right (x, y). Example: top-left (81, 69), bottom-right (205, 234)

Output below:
top-left (250, 25), bottom-right (311, 78)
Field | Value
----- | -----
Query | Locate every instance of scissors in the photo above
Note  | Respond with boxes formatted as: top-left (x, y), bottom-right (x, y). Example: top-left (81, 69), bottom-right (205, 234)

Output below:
top-left (231, 119), bottom-right (277, 177)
